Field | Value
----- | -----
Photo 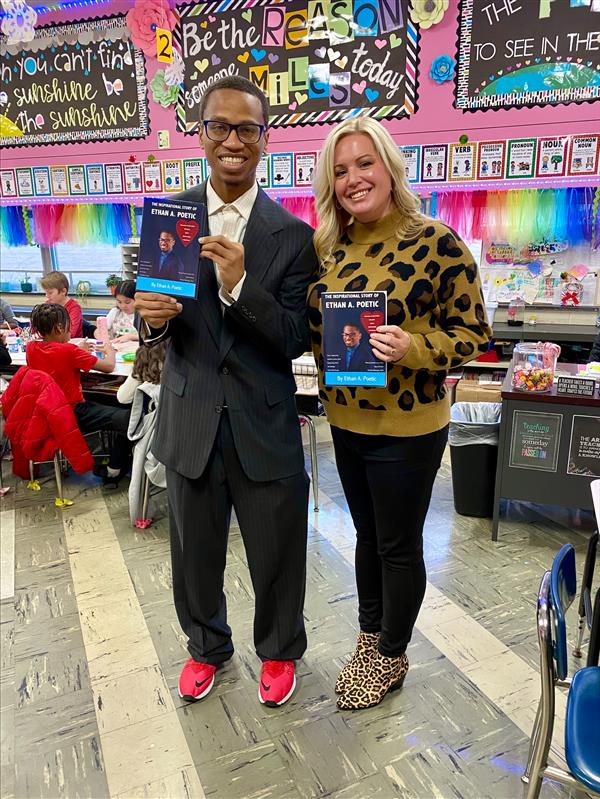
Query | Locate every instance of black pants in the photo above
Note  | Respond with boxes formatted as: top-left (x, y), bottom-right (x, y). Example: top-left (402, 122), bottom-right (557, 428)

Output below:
top-left (331, 424), bottom-right (448, 658)
top-left (74, 401), bottom-right (131, 470)
top-left (167, 410), bottom-right (309, 665)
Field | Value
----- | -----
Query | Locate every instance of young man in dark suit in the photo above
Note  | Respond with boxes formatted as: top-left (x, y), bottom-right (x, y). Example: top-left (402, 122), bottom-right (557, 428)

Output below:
top-left (155, 230), bottom-right (185, 281)
top-left (135, 77), bottom-right (318, 707)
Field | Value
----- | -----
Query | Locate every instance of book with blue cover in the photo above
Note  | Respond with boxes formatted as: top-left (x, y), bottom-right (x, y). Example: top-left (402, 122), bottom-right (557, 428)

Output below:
top-left (136, 197), bottom-right (208, 298)
top-left (322, 291), bottom-right (387, 387)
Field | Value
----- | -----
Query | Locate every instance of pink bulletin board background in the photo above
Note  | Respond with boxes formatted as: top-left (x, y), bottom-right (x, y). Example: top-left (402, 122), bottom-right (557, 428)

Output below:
top-left (2, 0), bottom-right (599, 182)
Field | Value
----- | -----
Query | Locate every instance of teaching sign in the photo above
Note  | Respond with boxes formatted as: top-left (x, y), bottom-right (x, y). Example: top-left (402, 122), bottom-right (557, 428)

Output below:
top-left (509, 410), bottom-right (562, 472)
top-left (567, 415), bottom-right (600, 478)
top-left (456, 0), bottom-right (600, 111)
top-left (0, 15), bottom-right (148, 148)
top-left (175, 0), bottom-right (418, 130)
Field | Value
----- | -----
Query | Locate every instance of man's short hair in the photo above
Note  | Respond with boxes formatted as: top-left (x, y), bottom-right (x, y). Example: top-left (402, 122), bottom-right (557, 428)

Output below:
top-left (159, 230), bottom-right (175, 239)
top-left (198, 76), bottom-right (269, 126)
top-left (40, 271), bottom-right (69, 293)
top-left (31, 303), bottom-right (70, 336)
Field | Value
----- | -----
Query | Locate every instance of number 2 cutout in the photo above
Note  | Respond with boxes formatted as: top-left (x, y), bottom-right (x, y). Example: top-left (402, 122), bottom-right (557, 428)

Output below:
top-left (156, 28), bottom-right (173, 63)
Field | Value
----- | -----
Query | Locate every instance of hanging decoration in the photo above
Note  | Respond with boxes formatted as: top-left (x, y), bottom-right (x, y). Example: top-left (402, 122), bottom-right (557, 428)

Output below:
top-left (434, 188), bottom-right (597, 246)
top-left (126, 0), bottom-right (177, 58)
top-left (429, 55), bottom-right (456, 84)
top-left (150, 69), bottom-right (179, 107)
top-left (21, 204), bottom-right (32, 245)
top-left (0, 205), bottom-right (28, 246)
top-left (130, 204), bottom-right (138, 238)
top-left (278, 196), bottom-right (318, 229)
top-left (409, 0), bottom-right (449, 29)
top-left (31, 204), bottom-right (132, 247)
top-left (0, 0), bottom-right (37, 44)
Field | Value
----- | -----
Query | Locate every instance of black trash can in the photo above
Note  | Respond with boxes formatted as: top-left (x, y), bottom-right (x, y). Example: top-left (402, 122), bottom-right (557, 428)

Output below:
top-left (449, 402), bottom-right (501, 518)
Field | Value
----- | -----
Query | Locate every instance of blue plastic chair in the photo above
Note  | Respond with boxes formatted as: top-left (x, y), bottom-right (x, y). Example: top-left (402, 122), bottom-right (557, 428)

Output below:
top-left (523, 544), bottom-right (600, 798)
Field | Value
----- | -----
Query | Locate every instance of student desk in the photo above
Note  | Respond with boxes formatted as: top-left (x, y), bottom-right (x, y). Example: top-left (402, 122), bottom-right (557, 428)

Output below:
top-left (492, 364), bottom-right (600, 540)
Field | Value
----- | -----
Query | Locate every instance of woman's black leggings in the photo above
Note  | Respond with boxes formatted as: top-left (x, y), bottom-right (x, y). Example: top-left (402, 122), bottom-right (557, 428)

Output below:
top-left (331, 424), bottom-right (448, 658)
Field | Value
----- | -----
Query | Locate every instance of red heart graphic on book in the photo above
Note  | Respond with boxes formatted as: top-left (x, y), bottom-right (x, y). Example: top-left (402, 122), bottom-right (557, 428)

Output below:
top-left (176, 219), bottom-right (199, 247)
top-left (360, 310), bottom-right (384, 333)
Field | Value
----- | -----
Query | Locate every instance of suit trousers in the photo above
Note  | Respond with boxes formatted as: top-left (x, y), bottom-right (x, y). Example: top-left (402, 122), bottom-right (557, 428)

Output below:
top-left (167, 410), bottom-right (309, 665)
top-left (331, 424), bottom-right (448, 657)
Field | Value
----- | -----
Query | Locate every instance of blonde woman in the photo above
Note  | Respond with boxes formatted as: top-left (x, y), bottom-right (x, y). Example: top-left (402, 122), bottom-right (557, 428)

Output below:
top-left (308, 118), bottom-right (491, 710)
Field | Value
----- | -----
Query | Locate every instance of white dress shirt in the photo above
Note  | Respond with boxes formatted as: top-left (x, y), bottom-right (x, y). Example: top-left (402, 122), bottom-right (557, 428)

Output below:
top-left (206, 179), bottom-right (258, 306)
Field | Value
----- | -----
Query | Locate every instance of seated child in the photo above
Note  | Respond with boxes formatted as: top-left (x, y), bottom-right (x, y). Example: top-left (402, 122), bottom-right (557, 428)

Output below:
top-left (27, 303), bottom-right (131, 485)
top-left (0, 298), bottom-right (19, 331)
top-left (40, 271), bottom-right (83, 338)
top-left (117, 339), bottom-right (166, 405)
top-left (0, 330), bottom-right (11, 366)
top-left (97, 280), bottom-right (138, 344)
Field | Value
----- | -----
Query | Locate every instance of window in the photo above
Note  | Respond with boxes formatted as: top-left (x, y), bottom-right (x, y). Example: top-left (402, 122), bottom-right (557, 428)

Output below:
top-left (0, 240), bottom-right (44, 292)
top-left (52, 242), bottom-right (123, 295)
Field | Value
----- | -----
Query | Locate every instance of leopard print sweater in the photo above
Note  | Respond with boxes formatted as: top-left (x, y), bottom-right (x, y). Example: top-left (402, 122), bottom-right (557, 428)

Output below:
top-left (307, 212), bottom-right (492, 437)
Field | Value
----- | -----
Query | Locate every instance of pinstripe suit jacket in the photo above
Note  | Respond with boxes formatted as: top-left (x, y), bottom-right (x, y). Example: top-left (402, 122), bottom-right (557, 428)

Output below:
top-left (152, 183), bottom-right (318, 482)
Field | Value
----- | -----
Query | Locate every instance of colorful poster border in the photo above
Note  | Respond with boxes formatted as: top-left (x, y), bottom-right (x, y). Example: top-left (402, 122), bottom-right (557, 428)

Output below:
top-left (162, 159), bottom-right (184, 193)
top-left (15, 167), bottom-right (34, 197)
top-left (256, 154), bottom-right (271, 189)
top-left (567, 134), bottom-right (600, 176)
top-left (420, 144), bottom-right (448, 183)
top-left (50, 166), bottom-right (69, 196)
top-left (506, 138), bottom-right (537, 180)
top-left (271, 153), bottom-right (294, 189)
top-left (448, 142), bottom-right (476, 182)
top-left (67, 165), bottom-right (87, 195)
top-left (0, 169), bottom-right (17, 198)
top-left (123, 162), bottom-right (143, 194)
top-left (104, 163), bottom-right (125, 194)
top-left (183, 158), bottom-right (205, 190)
top-left (400, 145), bottom-right (421, 183)
top-left (476, 141), bottom-right (506, 181)
top-left (32, 166), bottom-right (52, 197)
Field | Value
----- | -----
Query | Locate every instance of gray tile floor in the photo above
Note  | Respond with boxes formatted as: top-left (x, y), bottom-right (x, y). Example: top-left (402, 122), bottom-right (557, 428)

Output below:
top-left (0, 423), bottom-right (596, 799)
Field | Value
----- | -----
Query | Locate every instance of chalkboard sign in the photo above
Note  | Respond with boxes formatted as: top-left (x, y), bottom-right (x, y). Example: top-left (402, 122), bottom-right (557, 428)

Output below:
top-left (456, 0), bottom-right (600, 111)
top-left (509, 410), bottom-right (562, 472)
top-left (568, 414), bottom-right (600, 478)
top-left (175, 0), bottom-right (418, 131)
top-left (0, 16), bottom-right (148, 148)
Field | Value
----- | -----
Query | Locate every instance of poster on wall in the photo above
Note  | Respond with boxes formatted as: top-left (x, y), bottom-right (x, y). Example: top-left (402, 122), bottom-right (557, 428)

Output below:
top-left (0, 169), bottom-right (17, 198)
top-left (509, 410), bottom-right (562, 473)
top-left (175, 0), bottom-right (418, 131)
top-left (162, 160), bottom-right (184, 193)
top-left (271, 153), bottom-right (293, 188)
top-left (32, 167), bottom-right (51, 197)
top-left (294, 152), bottom-right (317, 187)
top-left (105, 164), bottom-right (124, 194)
top-left (0, 16), bottom-right (148, 148)
top-left (256, 154), bottom-right (271, 189)
top-left (421, 144), bottom-right (448, 182)
top-left (124, 162), bottom-right (143, 193)
top-left (400, 145), bottom-right (420, 183)
top-left (456, 0), bottom-right (600, 111)
top-left (50, 166), bottom-right (68, 196)
top-left (183, 158), bottom-right (204, 189)
top-left (16, 167), bottom-right (34, 197)
top-left (449, 143), bottom-right (476, 181)
top-left (567, 415), bottom-right (600, 478)
top-left (476, 141), bottom-right (506, 180)
top-left (535, 137), bottom-right (568, 178)
top-left (67, 165), bottom-right (86, 195)
top-left (568, 134), bottom-right (600, 176)
top-left (86, 165), bottom-right (105, 195)
top-left (143, 161), bottom-right (162, 194)
top-left (506, 138), bottom-right (537, 179)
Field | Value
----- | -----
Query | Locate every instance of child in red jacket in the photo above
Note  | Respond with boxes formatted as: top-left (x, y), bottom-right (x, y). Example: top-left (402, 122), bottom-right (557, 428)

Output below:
top-left (27, 303), bottom-right (131, 485)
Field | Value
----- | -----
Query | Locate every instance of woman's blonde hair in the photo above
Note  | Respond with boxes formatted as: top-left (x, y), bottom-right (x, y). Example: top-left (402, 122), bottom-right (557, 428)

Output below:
top-left (313, 117), bottom-right (427, 269)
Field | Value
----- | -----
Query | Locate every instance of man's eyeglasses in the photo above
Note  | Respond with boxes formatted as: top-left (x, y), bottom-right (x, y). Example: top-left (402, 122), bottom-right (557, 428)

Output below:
top-left (202, 120), bottom-right (266, 145)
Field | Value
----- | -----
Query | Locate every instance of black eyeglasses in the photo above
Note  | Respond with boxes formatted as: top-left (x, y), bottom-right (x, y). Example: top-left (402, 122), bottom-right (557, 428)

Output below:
top-left (202, 119), bottom-right (266, 145)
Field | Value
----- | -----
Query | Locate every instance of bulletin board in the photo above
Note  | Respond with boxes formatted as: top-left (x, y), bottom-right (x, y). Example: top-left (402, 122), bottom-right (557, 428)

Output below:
top-left (456, 0), bottom-right (600, 111)
top-left (0, 15), bottom-right (149, 148)
top-left (175, 0), bottom-right (418, 130)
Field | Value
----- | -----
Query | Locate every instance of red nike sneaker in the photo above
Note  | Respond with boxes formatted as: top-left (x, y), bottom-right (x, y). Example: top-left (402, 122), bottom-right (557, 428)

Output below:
top-left (178, 657), bottom-right (217, 702)
top-left (258, 660), bottom-right (296, 707)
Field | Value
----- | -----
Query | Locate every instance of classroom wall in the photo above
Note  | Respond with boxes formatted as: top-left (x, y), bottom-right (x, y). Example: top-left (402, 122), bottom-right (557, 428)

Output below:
top-left (2, 0), bottom-right (598, 174)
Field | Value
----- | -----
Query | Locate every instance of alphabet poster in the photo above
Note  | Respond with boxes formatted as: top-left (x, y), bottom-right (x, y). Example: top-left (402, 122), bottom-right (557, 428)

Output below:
top-left (0, 15), bottom-right (149, 148)
top-left (456, 0), bottom-right (600, 111)
top-left (175, 0), bottom-right (418, 130)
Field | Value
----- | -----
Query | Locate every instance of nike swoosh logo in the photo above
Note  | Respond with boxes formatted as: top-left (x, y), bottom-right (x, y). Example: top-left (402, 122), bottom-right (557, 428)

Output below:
top-left (195, 677), bottom-right (210, 689)
top-left (261, 681), bottom-right (271, 692)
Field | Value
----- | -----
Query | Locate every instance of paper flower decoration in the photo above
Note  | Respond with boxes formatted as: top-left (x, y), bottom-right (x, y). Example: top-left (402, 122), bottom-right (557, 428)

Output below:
top-left (164, 49), bottom-right (184, 87)
top-left (430, 54), bottom-right (456, 84)
top-left (126, 0), bottom-right (177, 58)
top-left (150, 69), bottom-right (179, 107)
top-left (410, 0), bottom-right (449, 29)
top-left (1, 0), bottom-right (37, 44)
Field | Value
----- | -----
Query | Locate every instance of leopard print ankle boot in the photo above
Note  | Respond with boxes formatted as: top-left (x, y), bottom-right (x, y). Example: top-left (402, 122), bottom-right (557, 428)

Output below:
top-left (335, 632), bottom-right (380, 694)
top-left (337, 651), bottom-right (409, 710)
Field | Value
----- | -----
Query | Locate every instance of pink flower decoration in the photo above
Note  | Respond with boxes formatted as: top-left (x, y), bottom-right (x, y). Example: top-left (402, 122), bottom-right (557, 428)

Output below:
top-left (126, 0), bottom-right (177, 58)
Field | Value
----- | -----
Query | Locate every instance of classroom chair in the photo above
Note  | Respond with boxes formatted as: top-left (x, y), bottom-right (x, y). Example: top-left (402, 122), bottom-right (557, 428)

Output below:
top-left (299, 412), bottom-right (319, 511)
top-left (573, 530), bottom-right (599, 662)
top-left (523, 543), bottom-right (600, 799)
